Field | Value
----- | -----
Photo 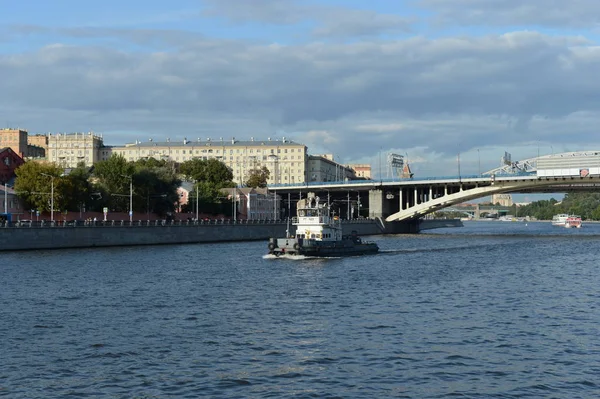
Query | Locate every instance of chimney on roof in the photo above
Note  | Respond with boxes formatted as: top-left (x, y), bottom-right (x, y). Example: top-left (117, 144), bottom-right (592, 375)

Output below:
top-left (282, 136), bottom-right (286, 143)
top-left (251, 137), bottom-right (254, 141)
top-left (231, 137), bottom-right (235, 144)
top-left (167, 138), bottom-right (170, 142)
top-left (268, 137), bottom-right (271, 141)
top-left (183, 137), bottom-right (188, 145)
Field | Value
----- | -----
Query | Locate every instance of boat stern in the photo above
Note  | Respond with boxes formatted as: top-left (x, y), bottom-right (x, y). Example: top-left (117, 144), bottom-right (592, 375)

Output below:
top-left (267, 237), bottom-right (302, 256)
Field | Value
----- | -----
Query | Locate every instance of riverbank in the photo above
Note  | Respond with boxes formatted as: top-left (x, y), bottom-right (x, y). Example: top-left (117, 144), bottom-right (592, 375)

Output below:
top-left (0, 218), bottom-right (462, 251)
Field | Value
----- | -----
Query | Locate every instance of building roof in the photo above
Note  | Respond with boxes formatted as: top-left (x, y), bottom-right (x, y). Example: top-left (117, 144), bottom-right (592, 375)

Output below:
top-left (121, 138), bottom-right (304, 148)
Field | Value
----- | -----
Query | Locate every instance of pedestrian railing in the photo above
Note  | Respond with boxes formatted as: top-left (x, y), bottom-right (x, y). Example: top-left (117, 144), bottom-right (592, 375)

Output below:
top-left (3, 217), bottom-right (378, 228)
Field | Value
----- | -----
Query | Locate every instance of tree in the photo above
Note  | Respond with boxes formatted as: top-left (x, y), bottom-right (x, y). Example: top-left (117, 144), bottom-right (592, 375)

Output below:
top-left (245, 166), bottom-right (270, 188)
top-left (133, 162), bottom-right (181, 216)
top-left (63, 165), bottom-right (92, 213)
top-left (92, 155), bottom-right (136, 213)
top-left (179, 158), bottom-right (234, 188)
top-left (14, 162), bottom-right (70, 214)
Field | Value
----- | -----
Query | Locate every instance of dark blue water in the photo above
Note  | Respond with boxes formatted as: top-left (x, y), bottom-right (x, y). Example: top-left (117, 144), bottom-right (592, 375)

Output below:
top-left (1, 221), bottom-right (600, 398)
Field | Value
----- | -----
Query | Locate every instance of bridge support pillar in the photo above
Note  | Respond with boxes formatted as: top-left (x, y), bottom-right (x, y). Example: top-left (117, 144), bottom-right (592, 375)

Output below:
top-left (369, 189), bottom-right (392, 219)
top-left (398, 189), bottom-right (403, 211)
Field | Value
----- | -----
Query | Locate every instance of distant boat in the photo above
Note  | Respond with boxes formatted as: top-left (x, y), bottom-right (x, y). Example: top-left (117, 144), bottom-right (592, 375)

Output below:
top-left (552, 214), bottom-right (569, 227)
top-left (552, 214), bottom-right (582, 228)
top-left (565, 216), bottom-right (582, 229)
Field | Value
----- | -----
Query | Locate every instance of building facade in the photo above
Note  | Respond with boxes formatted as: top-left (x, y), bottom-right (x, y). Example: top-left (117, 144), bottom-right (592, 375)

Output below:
top-left (47, 132), bottom-right (105, 167)
top-left (0, 128), bottom-right (28, 157)
top-left (27, 134), bottom-right (48, 159)
top-left (491, 193), bottom-right (513, 207)
top-left (1, 185), bottom-right (25, 217)
top-left (306, 154), bottom-right (356, 182)
top-left (110, 137), bottom-right (308, 186)
top-left (348, 164), bottom-right (372, 179)
top-left (0, 147), bottom-right (25, 184)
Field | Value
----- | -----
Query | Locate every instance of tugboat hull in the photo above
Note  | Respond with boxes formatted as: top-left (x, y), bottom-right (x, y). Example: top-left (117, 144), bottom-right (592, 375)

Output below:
top-left (268, 237), bottom-right (379, 257)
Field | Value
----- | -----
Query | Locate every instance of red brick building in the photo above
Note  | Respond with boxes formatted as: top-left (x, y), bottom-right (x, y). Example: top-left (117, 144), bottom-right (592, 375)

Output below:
top-left (0, 147), bottom-right (25, 184)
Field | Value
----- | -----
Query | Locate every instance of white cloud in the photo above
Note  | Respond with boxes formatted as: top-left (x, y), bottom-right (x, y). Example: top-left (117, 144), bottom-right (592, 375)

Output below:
top-left (201, 0), bottom-right (413, 38)
top-left (418, 0), bottom-right (600, 29)
top-left (3, 10), bottom-right (600, 177)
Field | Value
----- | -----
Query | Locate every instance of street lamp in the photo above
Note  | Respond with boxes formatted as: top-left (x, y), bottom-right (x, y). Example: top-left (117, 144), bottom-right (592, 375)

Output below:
top-left (3, 182), bottom-right (7, 216)
top-left (40, 172), bottom-right (56, 222)
top-left (121, 174), bottom-right (133, 222)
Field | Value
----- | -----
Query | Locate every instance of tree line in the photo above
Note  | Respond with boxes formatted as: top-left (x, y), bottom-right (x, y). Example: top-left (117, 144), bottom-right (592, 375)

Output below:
top-left (13, 155), bottom-right (271, 217)
top-left (516, 192), bottom-right (600, 220)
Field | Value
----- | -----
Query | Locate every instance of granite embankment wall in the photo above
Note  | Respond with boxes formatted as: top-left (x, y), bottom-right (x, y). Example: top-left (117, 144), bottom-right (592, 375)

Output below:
top-left (0, 219), bottom-right (461, 251)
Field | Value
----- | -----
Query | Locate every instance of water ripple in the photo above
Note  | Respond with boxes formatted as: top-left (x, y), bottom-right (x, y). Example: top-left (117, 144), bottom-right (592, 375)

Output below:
top-left (1, 223), bottom-right (600, 398)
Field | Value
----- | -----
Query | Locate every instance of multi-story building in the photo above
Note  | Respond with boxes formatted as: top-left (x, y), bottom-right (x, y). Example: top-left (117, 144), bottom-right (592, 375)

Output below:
top-left (0, 128), bottom-right (28, 157)
top-left (0, 147), bottom-right (25, 184)
top-left (110, 137), bottom-right (308, 185)
top-left (0, 129), bottom-right (46, 159)
top-left (348, 164), bottom-right (372, 179)
top-left (27, 134), bottom-right (48, 159)
top-left (47, 132), bottom-right (105, 167)
top-left (306, 154), bottom-right (356, 182)
top-left (491, 193), bottom-right (513, 207)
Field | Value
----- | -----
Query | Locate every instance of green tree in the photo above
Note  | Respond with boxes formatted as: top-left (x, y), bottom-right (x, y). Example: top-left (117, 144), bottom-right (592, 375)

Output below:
top-left (133, 162), bottom-right (181, 216)
top-left (179, 158), bottom-right (234, 188)
top-left (245, 166), bottom-right (270, 188)
top-left (92, 155), bottom-right (136, 213)
top-left (63, 165), bottom-right (92, 213)
top-left (14, 162), bottom-right (70, 214)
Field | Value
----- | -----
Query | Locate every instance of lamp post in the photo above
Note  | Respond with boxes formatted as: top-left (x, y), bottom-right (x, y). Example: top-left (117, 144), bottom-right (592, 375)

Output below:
top-left (121, 174), bottom-right (133, 223)
top-left (40, 173), bottom-right (55, 222)
top-left (3, 182), bottom-right (7, 215)
top-left (196, 182), bottom-right (199, 221)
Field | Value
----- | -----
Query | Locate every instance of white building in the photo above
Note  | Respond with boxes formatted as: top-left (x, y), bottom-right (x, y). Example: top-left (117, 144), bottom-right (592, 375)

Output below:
top-left (110, 137), bottom-right (307, 186)
top-left (306, 154), bottom-right (356, 182)
top-left (47, 132), bottom-right (104, 167)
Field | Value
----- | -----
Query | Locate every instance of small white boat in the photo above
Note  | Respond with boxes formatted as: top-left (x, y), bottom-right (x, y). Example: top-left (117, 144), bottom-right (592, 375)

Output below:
top-left (552, 214), bottom-right (569, 227)
top-left (565, 216), bottom-right (582, 229)
top-left (552, 214), bottom-right (582, 228)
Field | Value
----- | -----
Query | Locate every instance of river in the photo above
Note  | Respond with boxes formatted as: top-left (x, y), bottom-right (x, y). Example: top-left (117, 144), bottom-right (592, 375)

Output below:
top-left (1, 221), bottom-right (599, 398)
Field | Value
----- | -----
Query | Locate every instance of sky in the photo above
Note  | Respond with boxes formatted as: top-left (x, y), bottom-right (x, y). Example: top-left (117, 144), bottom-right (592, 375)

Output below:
top-left (2, 0), bottom-right (600, 187)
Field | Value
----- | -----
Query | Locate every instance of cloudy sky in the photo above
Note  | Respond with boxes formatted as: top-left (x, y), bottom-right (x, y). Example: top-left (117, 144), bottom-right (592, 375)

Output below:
top-left (2, 0), bottom-right (600, 178)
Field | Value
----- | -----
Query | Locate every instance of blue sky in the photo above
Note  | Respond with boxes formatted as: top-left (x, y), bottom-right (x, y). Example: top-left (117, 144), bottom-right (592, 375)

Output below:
top-left (2, 0), bottom-right (600, 188)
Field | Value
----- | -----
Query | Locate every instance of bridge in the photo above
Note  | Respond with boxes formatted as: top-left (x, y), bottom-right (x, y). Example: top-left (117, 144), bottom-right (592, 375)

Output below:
top-left (268, 151), bottom-right (600, 222)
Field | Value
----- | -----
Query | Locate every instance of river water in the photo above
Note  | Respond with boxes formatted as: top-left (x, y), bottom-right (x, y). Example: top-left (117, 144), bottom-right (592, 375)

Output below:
top-left (1, 221), bottom-right (599, 398)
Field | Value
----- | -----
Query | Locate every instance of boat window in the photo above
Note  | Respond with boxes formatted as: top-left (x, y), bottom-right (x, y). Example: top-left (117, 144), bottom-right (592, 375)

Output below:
top-left (311, 234), bottom-right (315, 239)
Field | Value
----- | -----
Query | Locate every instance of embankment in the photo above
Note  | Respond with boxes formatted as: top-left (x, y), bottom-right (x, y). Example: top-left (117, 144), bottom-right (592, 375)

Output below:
top-left (0, 218), bottom-right (461, 251)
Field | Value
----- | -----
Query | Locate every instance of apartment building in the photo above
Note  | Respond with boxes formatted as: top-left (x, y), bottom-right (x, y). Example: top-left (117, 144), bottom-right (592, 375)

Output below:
top-left (0, 147), bottom-right (25, 184)
top-left (110, 137), bottom-right (308, 185)
top-left (47, 132), bottom-right (105, 167)
top-left (348, 164), bottom-right (371, 179)
top-left (306, 154), bottom-right (356, 182)
top-left (0, 128), bottom-right (28, 157)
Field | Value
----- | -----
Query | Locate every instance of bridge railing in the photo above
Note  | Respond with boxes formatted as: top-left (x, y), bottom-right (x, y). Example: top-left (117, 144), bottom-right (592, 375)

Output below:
top-left (269, 171), bottom-right (538, 189)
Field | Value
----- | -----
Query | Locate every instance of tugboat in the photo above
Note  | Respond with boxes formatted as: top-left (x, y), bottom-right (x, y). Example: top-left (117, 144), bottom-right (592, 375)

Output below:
top-left (267, 192), bottom-right (379, 257)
